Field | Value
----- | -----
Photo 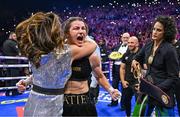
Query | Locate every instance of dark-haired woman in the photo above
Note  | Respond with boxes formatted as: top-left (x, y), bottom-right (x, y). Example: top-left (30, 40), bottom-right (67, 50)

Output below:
top-left (62, 17), bottom-right (120, 116)
top-left (132, 16), bottom-right (179, 116)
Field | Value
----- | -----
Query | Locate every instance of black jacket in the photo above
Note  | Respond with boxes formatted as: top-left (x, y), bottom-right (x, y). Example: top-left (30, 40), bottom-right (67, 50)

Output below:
top-left (134, 40), bottom-right (179, 107)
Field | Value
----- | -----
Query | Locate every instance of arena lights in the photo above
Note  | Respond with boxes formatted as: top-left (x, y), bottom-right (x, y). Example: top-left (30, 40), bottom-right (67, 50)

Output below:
top-left (132, 3), bottom-right (136, 7)
top-left (109, 3), bottom-right (113, 6)
top-left (78, 12), bottom-right (82, 15)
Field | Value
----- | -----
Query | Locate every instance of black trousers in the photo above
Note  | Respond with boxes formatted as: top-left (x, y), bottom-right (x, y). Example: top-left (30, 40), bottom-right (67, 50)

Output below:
top-left (63, 92), bottom-right (97, 116)
top-left (5, 68), bottom-right (21, 96)
top-left (123, 86), bottom-right (138, 116)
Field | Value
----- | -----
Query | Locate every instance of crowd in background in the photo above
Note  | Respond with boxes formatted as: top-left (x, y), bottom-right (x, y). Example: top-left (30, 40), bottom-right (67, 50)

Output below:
top-left (0, 2), bottom-right (180, 54)
top-left (59, 2), bottom-right (180, 53)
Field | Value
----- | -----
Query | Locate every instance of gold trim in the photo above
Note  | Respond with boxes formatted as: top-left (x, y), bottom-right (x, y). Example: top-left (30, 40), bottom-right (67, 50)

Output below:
top-left (161, 95), bottom-right (168, 104)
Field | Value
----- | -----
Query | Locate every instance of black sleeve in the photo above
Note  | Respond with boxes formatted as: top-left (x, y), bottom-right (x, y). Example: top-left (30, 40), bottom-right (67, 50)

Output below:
top-left (121, 52), bottom-right (127, 64)
top-left (134, 45), bottom-right (146, 64)
top-left (157, 47), bottom-right (179, 90)
top-left (10, 42), bottom-right (19, 55)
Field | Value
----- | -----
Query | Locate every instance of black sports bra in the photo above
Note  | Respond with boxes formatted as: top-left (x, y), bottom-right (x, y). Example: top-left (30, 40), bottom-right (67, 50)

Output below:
top-left (69, 56), bottom-right (92, 81)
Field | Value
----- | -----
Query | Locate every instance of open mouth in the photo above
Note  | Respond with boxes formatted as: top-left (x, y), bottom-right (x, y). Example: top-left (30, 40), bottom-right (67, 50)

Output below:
top-left (77, 35), bottom-right (83, 41)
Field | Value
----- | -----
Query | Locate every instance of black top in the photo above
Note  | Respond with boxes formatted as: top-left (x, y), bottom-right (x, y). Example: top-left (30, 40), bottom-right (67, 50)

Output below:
top-left (173, 40), bottom-right (180, 64)
top-left (134, 40), bottom-right (179, 106)
top-left (2, 39), bottom-right (19, 56)
top-left (2, 39), bottom-right (20, 64)
top-left (121, 50), bottom-right (139, 86)
top-left (69, 56), bottom-right (92, 81)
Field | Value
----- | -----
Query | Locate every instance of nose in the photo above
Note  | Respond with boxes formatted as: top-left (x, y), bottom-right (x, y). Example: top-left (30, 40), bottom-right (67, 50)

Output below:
top-left (78, 28), bottom-right (84, 33)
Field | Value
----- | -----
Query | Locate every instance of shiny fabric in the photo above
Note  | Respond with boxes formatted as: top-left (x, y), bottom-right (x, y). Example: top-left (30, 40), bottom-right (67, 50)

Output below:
top-left (24, 44), bottom-right (72, 117)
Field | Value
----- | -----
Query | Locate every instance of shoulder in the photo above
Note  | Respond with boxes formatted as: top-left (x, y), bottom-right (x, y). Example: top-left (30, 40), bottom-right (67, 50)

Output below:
top-left (113, 44), bottom-right (121, 50)
top-left (89, 52), bottom-right (99, 61)
top-left (89, 53), bottom-right (101, 65)
top-left (161, 42), bottom-right (176, 54)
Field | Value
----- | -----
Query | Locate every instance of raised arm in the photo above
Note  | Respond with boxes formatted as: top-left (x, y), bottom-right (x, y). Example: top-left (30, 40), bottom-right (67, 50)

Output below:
top-left (70, 41), bottom-right (96, 61)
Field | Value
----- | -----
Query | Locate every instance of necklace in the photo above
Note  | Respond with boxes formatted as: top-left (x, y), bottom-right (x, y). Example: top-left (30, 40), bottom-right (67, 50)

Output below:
top-left (148, 41), bottom-right (162, 65)
top-left (148, 54), bottom-right (154, 65)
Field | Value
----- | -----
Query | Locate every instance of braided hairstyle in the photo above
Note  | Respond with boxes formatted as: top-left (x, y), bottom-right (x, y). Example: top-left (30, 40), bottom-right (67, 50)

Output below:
top-left (16, 12), bottom-right (64, 68)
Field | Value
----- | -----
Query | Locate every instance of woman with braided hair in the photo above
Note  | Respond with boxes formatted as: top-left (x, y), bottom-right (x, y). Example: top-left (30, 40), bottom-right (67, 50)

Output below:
top-left (15, 12), bottom-right (96, 117)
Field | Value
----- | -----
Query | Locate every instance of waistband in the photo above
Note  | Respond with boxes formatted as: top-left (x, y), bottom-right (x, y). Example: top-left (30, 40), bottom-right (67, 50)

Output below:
top-left (32, 84), bottom-right (64, 95)
top-left (64, 92), bottom-right (92, 105)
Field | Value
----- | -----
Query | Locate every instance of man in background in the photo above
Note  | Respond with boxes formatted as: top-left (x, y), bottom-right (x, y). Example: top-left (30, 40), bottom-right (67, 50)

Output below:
top-left (108, 32), bottom-right (130, 110)
top-left (2, 32), bottom-right (21, 96)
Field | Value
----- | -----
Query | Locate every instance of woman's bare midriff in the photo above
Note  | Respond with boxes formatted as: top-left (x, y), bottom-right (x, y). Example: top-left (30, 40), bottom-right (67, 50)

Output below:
top-left (64, 80), bottom-right (89, 94)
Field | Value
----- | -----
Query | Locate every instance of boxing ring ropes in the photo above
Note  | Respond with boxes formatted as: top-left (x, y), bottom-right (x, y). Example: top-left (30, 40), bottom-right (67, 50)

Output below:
top-left (0, 55), bottom-right (112, 91)
top-left (0, 56), bottom-right (31, 91)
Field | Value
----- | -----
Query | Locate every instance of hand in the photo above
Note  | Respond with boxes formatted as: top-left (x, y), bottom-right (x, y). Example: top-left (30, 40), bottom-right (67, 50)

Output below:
top-left (122, 81), bottom-right (129, 88)
top-left (110, 89), bottom-right (121, 101)
top-left (134, 84), bottom-right (140, 92)
top-left (16, 80), bottom-right (27, 93)
top-left (131, 60), bottom-right (139, 73)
